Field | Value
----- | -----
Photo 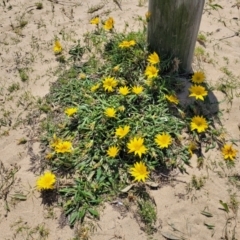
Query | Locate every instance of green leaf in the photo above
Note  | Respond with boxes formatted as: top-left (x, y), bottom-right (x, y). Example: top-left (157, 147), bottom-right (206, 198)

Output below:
top-left (219, 200), bottom-right (229, 213)
top-left (69, 211), bottom-right (78, 226)
top-left (88, 208), bottom-right (99, 218)
top-left (78, 209), bottom-right (86, 221)
top-left (209, 4), bottom-right (223, 10)
top-left (201, 211), bottom-right (213, 217)
top-left (11, 193), bottom-right (27, 201)
top-left (204, 222), bottom-right (215, 230)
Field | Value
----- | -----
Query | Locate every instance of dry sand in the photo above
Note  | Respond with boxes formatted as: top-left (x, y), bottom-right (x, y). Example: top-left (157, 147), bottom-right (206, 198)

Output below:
top-left (0, 0), bottom-right (239, 239)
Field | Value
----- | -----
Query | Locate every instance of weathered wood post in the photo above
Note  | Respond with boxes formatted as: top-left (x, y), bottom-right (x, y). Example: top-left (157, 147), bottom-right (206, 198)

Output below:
top-left (147, 0), bottom-right (205, 73)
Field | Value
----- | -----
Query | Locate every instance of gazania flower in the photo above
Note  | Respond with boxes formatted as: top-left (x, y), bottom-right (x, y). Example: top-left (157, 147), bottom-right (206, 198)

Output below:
top-left (144, 65), bottom-right (159, 79)
top-left (119, 41), bottom-right (130, 48)
top-left (119, 40), bottom-right (136, 48)
top-left (115, 125), bottom-right (130, 139)
top-left (189, 85), bottom-right (208, 101)
top-left (165, 94), bottom-right (179, 104)
top-left (102, 77), bottom-right (118, 92)
top-left (79, 73), bottom-right (86, 79)
top-left (53, 40), bottom-right (62, 54)
top-left (129, 40), bottom-right (136, 46)
top-left (147, 52), bottom-right (160, 65)
top-left (90, 17), bottom-right (100, 25)
top-left (107, 146), bottom-right (119, 158)
top-left (91, 83), bottom-right (101, 92)
top-left (55, 141), bottom-right (73, 153)
top-left (129, 161), bottom-right (149, 182)
top-left (113, 65), bottom-right (120, 72)
top-left (132, 86), bottom-right (143, 95)
top-left (65, 107), bottom-right (78, 117)
top-left (191, 71), bottom-right (205, 84)
top-left (190, 116), bottom-right (208, 133)
top-left (155, 133), bottom-right (172, 149)
top-left (36, 171), bottom-right (56, 190)
top-left (119, 86), bottom-right (130, 96)
top-left (105, 107), bottom-right (116, 118)
top-left (127, 137), bottom-right (147, 158)
top-left (188, 142), bottom-right (197, 156)
top-left (221, 144), bottom-right (238, 161)
top-left (50, 134), bottom-right (62, 148)
top-left (103, 17), bottom-right (114, 30)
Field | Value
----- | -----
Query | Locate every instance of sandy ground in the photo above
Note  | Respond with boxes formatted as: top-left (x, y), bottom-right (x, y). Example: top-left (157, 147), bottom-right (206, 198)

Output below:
top-left (0, 0), bottom-right (240, 239)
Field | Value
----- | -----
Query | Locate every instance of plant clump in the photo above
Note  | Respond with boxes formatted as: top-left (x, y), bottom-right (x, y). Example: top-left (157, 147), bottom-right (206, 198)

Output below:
top-left (36, 15), bottom-right (238, 228)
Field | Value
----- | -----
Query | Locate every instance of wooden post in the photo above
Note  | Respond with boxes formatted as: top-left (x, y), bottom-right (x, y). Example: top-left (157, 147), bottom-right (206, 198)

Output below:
top-left (147, 0), bottom-right (205, 74)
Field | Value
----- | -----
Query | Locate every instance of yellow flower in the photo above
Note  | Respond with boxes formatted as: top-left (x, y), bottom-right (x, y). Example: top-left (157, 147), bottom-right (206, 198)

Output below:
top-left (113, 65), bottom-right (120, 72)
top-left (132, 86), bottom-right (143, 95)
top-left (90, 17), bottom-right (100, 25)
top-left (221, 144), bottom-right (238, 161)
top-left (188, 142), bottom-right (197, 156)
top-left (145, 11), bottom-right (151, 22)
top-left (147, 52), bottom-right (160, 65)
top-left (129, 161), bottom-right (149, 182)
top-left (53, 40), bottom-right (62, 54)
top-left (129, 40), bottom-right (136, 46)
top-left (45, 153), bottom-right (54, 160)
top-left (119, 41), bottom-right (130, 48)
top-left (144, 65), bottom-right (159, 79)
top-left (102, 77), bottom-right (118, 92)
top-left (65, 107), bottom-right (78, 117)
top-left (127, 137), bottom-right (147, 158)
top-left (155, 133), bottom-right (172, 149)
top-left (190, 116), bottom-right (208, 133)
top-left (105, 107), bottom-right (116, 118)
top-left (103, 17), bottom-right (114, 31)
top-left (107, 146), bottom-right (119, 158)
top-left (119, 86), bottom-right (130, 96)
top-left (119, 40), bottom-right (136, 48)
top-left (189, 85), bottom-right (208, 101)
top-left (165, 94), bottom-right (179, 104)
top-left (36, 171), bottom-right (56, 190)
top-left (91, 83), bottom-right (101, 92)
top-left (191, 71), bottom-right (205, 84)
top-left (118, 105), bottom-right (125, 112)
top-left (115, 125), bottom-right (130, 139)
top-left (79, 73), bottom-right (86, 79)
top-left (55, 141), bottom-right (73, 153)
top-left (50, 134), bottom-right (62, 148)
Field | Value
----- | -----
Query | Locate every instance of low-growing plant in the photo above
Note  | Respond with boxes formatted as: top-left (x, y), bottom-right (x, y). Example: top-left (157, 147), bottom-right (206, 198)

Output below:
top-left (35, 14), bottom-right (238, 231)
top-left (137, 199), bottom-right (157, 234)
top-left (8, 82), bottom-right (20, 93)
top-left (18, 68), bottom-right (29, 82)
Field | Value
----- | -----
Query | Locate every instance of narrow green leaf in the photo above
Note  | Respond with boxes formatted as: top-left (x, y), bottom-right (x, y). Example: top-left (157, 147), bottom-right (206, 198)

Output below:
top-left (88, 208), bottom-right (99, 218)
top-left (78, 209), bottom-right (86, 221)
top-left (201, 211), bottom-right (213, 217)
top-left (69, 211), bottom-right (78, 226)
top-left (204, 222), bottom-right (215, 229)
top-left (209, 4), bottom-right (223, 10)
top-left (219, 200), bottom-right (229, 213)
top-left (11, 193), bottom-right (27, 201)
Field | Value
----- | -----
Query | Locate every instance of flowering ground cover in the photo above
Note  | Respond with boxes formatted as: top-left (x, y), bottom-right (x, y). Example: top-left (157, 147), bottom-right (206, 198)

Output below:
top-left (0, 1), bottom-right (239, 239)
top-left (36, 14), bottom-right (238, 231)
